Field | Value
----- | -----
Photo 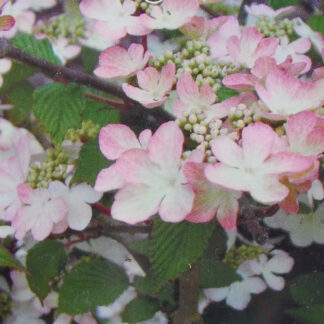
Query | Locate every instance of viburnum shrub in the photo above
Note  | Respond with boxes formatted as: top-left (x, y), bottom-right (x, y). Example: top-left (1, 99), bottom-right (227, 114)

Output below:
top-left (0, 0), bottom-right (324, 323)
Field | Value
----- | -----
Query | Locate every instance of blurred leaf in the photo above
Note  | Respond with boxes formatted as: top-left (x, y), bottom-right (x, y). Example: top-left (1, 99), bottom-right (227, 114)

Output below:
top-left (72, 138), bottom-right (111, 186)
top-left (150, 219), bottom-right (214, 284)
top-left (58, 257), bottom-right (129, 315)
top-left (307, 15), bottom-right (324, 37)
top-left (26, 240), bottom-right (67, 300)
top-left (33, 82), bottom-right (85, 145)
top-left (199, 259), bottom-right (241, 288)
top-left (133, 272), bottom-right (161, 296)
top-left (203, 224), bottom-right (227, 261)
top-left (290, 272), bottom-right (324, 306)
top-left (269, 0), bottom-right (302, 9)
top-left (81, 47), bottom-right (100, 74)
top-left (5, 81), bottom-right (33, 125)
top-left (217, 86), bottom-right (239, 102)
top-left (286, 305), bottom-right (324, 324)
top-left (122, 296), bottom-right (160, 323)
top-left (0, 245), bottom-right (24, 271)
top-left (11, 33), bottom-right (61, 64)
top-left (0, 63), bottom-right (36, 94)
top-left (128, 239), bottom-right (150, 255)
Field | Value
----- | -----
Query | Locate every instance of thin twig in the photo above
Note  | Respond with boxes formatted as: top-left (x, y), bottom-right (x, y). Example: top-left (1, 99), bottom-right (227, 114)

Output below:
top-left (84, 92), bottom-right (129, 110)
top-left (238, 0), bottom-right (253, 24)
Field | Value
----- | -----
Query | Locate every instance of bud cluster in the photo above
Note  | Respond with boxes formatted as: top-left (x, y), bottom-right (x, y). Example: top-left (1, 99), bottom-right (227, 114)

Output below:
top-left (224, 245), bottom-right (264, 269)
top-left (228, 103), bottom-right (262, 130)
top-left (26, 148), bottom-right (70, 189)
top-left (177, 112), bottom-right (238, 162)
top-left (0, 292), bottom-right (12, 323)
top-left (36, 15), bottom-right (85, 43)
top-left (256, 16), bottom-right (297, 38)
top-left (150, 40), bottom-right (236, 94)
top-left (65, 120), bottom-right (100, 142)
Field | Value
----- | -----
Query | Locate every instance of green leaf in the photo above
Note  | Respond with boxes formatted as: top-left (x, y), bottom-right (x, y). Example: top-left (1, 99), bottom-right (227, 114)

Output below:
top-left (82, 100), bottom-right (120, 127)
top-left (26, 241), bottom-right (67, 300)
top-left (128, 239), bottom-right (150, 255)
top-left (33, 83), bottom-right (85, 145)
top-left (199, 259), bottom-right (241, 288)
top-left (133, 272), bottom-right (161, 296)
top-left (81, 47), bottom-right (99, 74)
top-left (150, 219), bottom-right (214, 283)
top-left (6, 81), bottom-right (34, 125)
top-left (0, 245), bottom-right (24, 271)
top-left (217, 86), bottom-right (239, 102)
top-left (58, 257), bottom-right (129, 315)
top-left (11, 34), bottom-right (61, 64)
top-left (72, 138), bottom-right (111, 186)
top-left (203, 224), bottom-right (227, 261)
top-left (307, 15), bottom-right (324, 37)
top-left (122, 296), bottom-right (160, 323)
top-left (286, 305), bottom-right (324, 324)
top-left (269, 0), bottom-right (301, 9)
top-left (290, 273), bottom-right (324, 306)
top-left (0, 63), bottom-right (36, 94)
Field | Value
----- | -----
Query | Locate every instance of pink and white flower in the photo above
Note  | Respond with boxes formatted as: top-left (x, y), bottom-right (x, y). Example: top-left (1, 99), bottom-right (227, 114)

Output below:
top-left (12, 184), bottom-right (67, 241)
top-left (140, 0), bottom-right (199, 30)
top-left (94, 44), bottom-right (150, 79)
top-left (205, 123), bottom-right (314, 204)
top-left (255, 66), bottom-right (324, 115)
top-left (184, 162), bottom-right (241, 230)
top-left (274, 36), bottom-right (311, 74)
top-left (122, 63), bottom-right (175, 108)
top-left (79, 0), bottom-right (151, 40)
top-left (48, 181), bottom-right (102, 233)
top-left (111, 121), bottom-right (194, 224)
top-left (226, 26), bottom-right (279, 68)
top-left (94, 124), bottom-right (152, 192)
top-left (173, 73), bottom-right (216, 118)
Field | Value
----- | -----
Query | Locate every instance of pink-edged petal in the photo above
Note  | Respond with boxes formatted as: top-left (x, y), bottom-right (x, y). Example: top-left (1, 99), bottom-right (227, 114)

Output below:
top-left (147, 121), bottom-right (184, 168)
top-left (137, 67), bottom-right (159, 90)
top-left (263, 152), bottom-right (314, 175)
top-left (205, 163), bottom-right (250, 192)
top-left (217, 195), bottom-right (239, 230)
top-left (111, 184), bottom-right (162, 224)
top-left (17, 183), bottom-right (34, 204)
top-left (79, 0), bottom-right (117, 21)
top-left (115, 149), bottom-right (160, 185)
top-left (71, 183), bottom-right (102, 204)
top-left (211, 135), bottom-right (243, 167)
top-left (66, 201), bottom-right (91, 231)
top-left (223, 73), bottom-right (256, 90)
top-left (99, 124), bottom-right (140, 160)
top-left (159, 183), bottom-right (194, 222)
top-left (242, 122), bottom-right (275, 167)
top-left (253, 37), bottom-right (279, 60)
top-left (176, 73), bottom-right (199, 102)
top-left (159, 62), bottom-right (176, 91)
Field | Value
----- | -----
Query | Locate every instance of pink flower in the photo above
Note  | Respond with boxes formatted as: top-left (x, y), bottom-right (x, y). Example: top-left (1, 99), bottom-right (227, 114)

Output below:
top-left (274, 36), bottom-right (311, 74)
top-left (181, 16), bottom-right (221, 40)
top-left (173, 73), bottom-right (216, 118)
top-left (79, 0), bottom-right (151, 40)
top-left (94, 124), bottom-right (152, 192)
top-left (285, 111), bottom-right (324, 156)
top-left (111, 121), bottom-right (194, 224)
top-left (255, 66), bottom-right (324, 115)
top-left (140, 0), bottom-right (199, 30)
top-left (12, 183), bottom-right (67, 240)
top-left (245, 3), bottom-right (295, 20)
top-left (205, 123), bottom-right (314, 204)
top-left (226, 26), bottom-right (279, 68)
top-left (183, 162), bottom-right (241, 230)
top-left (94, 44), bottom-right (150, 79)
top-left (122, 63), bottom-right (175, 108)
top-left (207, 16), bottom-right (241, 60)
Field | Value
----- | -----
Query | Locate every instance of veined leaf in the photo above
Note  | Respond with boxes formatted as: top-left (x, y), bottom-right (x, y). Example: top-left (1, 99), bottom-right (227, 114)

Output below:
top-left (150, 219), bottom-right (214, 284)
top-left (0, 245), bottom-right (24, 271)
top-left (32, 83), bottom-right (85, 145)
top-left (11, 33), bottom-right (61, 65)
top-left (58, 257), bottom-right (129, 315)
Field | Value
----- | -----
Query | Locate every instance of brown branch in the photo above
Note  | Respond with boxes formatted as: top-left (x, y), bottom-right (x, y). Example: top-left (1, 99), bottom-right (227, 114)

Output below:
top-left (0, 39), bottom-right (173, 121)
top-left (84, 92), bottom-right (129, 110)
top-left (238, 0), bottom-right (253, 24)
top-left (201, 5), bottom-right (220, 17)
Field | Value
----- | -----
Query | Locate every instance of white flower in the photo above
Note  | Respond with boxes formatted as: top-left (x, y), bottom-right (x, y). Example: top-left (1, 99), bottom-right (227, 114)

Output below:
top-left (48, 181), bottom-right (102, 233)
top-left (264, 202), bottom-right (324, 247)
top-left (239, 250), bottom-right (294, 291)
top-left (203, 264), bottom-right (266, 311)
